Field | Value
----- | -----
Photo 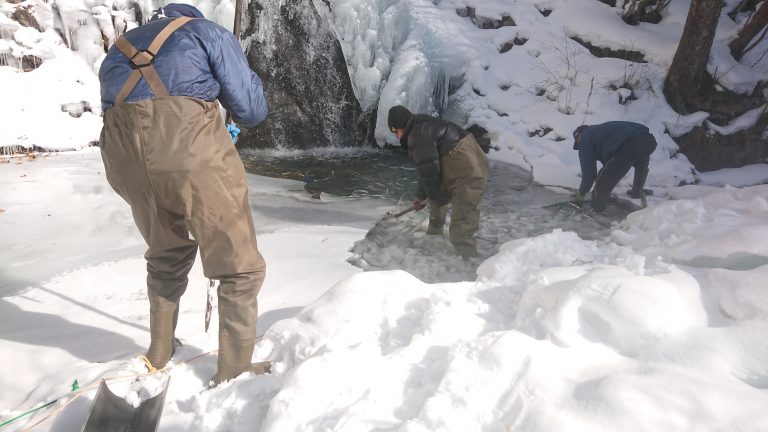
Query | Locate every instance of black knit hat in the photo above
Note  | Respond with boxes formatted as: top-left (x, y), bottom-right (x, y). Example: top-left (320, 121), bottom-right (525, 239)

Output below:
top-left (572, 124), bottom-right (589, 149)
top-left (388, 105), bottom-right (412, 132)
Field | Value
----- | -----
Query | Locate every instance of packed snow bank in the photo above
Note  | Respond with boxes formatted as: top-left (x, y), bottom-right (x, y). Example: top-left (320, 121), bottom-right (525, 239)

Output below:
top-left (697, 163), bottom-right (768, 187)
top-left (612, 184), bottom-right (768, 268)
top-left (222, 229), bottom-right (768, 431)
top-left (0, 53), bottom-right (102, 151)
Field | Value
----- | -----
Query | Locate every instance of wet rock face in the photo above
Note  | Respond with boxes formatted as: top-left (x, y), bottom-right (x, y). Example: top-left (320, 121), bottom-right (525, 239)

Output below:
top-left (21, 54), bottom-right (43, 71)
top-left (11, 5), bottom-right (42, 32)
top-left (239, 0), bottom-right (372, 149)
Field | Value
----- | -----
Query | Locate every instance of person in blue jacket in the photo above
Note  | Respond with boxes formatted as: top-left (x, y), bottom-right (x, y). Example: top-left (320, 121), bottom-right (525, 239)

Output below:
top-left (572, 121), bottom-right (657, 212)
top-left (98, 3), bottom-right (269, 386)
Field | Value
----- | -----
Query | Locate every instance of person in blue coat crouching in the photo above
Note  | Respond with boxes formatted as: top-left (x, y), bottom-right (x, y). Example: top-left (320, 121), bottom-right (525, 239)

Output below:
top-left (572, 121), bottom-right (657, 212)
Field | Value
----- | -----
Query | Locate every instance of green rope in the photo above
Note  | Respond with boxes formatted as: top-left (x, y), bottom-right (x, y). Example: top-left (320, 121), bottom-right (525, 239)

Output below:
top-left (0, 379), bottom-right (79, 428)
top-left (0, 399), bottom-right (56, 428)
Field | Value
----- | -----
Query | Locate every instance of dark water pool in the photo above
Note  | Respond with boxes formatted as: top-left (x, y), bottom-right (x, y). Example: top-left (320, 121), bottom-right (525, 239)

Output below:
top-left (240, 147), bottom-right (416, 201)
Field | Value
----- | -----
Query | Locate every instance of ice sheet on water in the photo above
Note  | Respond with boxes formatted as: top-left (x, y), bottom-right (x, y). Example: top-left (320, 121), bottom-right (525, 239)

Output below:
top-left (349, 209), bottom-right (478, 282)
top-left (349, 162), bottom-right (640, 283)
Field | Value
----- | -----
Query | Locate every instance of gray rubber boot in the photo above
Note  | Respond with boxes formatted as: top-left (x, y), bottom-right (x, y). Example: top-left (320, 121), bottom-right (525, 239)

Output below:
top-left (455, 244), bottom-right (478, 259)
top-left (145, 293), bottom-right (180, 370)
top-left (427, 224), bottom-right (444, 235)
top-left (211, 335), bottom-right (270, 386)
top-left (428, 202), bottom-right (449, 235)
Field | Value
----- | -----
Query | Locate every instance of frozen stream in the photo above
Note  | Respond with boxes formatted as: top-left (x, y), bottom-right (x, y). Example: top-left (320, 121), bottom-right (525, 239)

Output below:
top-left (241, 149), bottom-right (639, 283)
top-left (0, 149), bottom-right (638, 295)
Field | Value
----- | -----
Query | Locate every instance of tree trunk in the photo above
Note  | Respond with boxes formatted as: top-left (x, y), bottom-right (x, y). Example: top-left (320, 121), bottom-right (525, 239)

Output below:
top-left (729, 0), bottom-right (762, 19)
top-left (663, 0), bottom-right (724, 114)
top-left (664, 0), bottom-right (768, 172)
top-left (729, 2), bottom-right (768, 60)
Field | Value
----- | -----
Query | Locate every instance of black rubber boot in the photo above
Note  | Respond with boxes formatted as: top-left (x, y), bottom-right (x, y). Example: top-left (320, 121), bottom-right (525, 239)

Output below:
top-left (630, 166), bottom-right (649, 197)
top-left (145, 293), bottom-right (180, 370)
top-left (590, 191), bottom-right (606, 213)
top-left (211, 335), bottom-right (270, 386)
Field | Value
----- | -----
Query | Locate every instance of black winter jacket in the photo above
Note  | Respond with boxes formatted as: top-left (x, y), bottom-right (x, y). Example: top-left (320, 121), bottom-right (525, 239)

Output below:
top-left (402, 114), bottom-right (468, 203)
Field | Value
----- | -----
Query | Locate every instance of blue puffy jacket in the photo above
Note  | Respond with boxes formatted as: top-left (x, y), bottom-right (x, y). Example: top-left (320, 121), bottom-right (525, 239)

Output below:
top-left (99, 4), bottom-right (268, 127)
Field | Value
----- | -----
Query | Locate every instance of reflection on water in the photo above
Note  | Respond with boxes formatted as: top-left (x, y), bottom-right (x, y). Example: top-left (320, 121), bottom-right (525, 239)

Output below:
top-left (240, 147), bottom-right (416, 201)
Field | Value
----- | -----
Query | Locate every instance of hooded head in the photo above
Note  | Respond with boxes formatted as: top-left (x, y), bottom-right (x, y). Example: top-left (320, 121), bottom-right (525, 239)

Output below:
top-left (572, 124), bottom-right (589, 150)
top-left (150, 3), bottom-right (205, 21)
top-left (388, 105), bottom-right (412, 132)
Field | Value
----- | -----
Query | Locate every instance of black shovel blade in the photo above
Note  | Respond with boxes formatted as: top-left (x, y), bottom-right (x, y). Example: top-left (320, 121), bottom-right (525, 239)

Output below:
top-left (82, 378), bottom-right (169, 432)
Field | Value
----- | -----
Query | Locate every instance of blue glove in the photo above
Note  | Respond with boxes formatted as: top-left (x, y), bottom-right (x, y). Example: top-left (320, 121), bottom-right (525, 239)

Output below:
top-left (227, 123), bottom-right (240, 143)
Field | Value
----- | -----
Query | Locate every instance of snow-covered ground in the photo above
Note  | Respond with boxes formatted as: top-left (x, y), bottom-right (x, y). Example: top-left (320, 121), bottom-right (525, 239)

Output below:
top-left (2, 148), bottom-right (768, 431)
top-left (2, 0), bottom-right (768, 430)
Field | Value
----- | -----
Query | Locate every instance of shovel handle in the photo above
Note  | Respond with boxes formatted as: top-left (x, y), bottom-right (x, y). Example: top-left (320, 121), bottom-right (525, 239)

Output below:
top-left (390, 206), bottom-right (417, 218)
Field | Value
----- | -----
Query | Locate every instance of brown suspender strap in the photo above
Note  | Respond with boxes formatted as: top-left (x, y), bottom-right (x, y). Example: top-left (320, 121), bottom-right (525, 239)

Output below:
top-left (114, 68), bottom-right (143, 106)
top-left (113, 17), bottom-right (195, 105)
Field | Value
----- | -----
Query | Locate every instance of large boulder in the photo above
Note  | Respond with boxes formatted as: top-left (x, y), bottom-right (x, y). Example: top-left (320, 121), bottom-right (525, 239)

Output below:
top-left (239, 0), bottom-right (372, 148)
